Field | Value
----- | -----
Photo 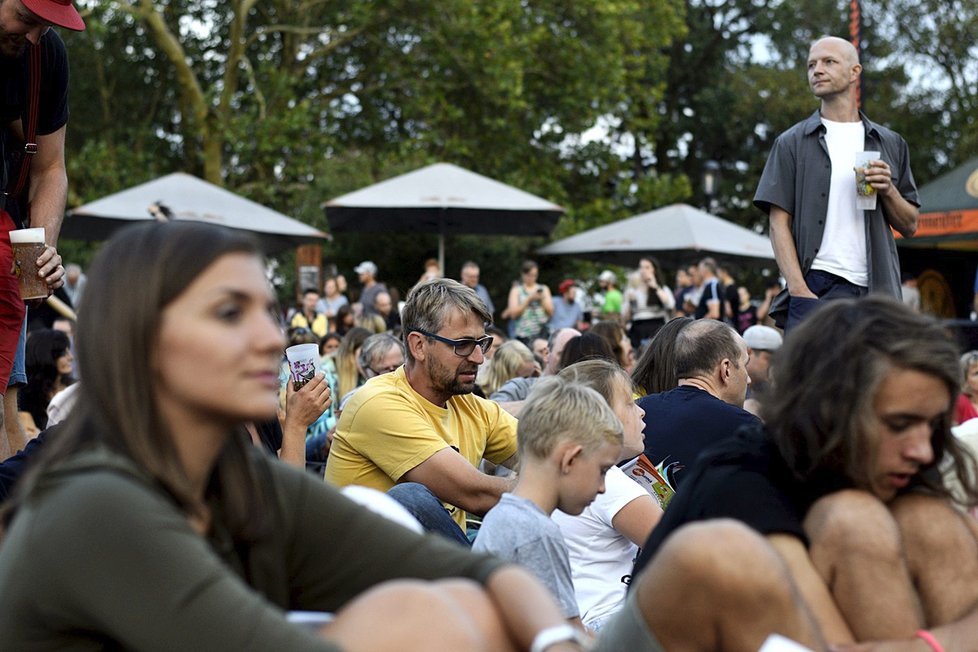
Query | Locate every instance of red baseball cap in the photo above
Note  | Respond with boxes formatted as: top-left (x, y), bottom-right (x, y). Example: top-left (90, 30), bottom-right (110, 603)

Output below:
top-left (22, 0), bottom-right (86, 32)
top-left (558, 279), bottom-right (576, 294)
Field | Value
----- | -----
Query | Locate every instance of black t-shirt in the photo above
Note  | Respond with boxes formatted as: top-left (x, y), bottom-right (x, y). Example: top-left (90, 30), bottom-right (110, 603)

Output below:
top-left (633, 424), bottom-right (849, 578)
top-left (694, 278), bottom-right (722, 319)
top-left (0, 30), bottom-right (70, 225)
top-left (735, 304), bottom-right (758, 334)
top-left (723, 283), bottom-right (740, 323)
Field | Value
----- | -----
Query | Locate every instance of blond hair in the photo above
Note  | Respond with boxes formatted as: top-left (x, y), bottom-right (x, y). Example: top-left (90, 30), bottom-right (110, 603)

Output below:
top-left (481, 340), bottom-right (536, 396)
top-left (518, 375), bottom-right (622, 460)
top-left (558, 359), bottom-right (633, 410)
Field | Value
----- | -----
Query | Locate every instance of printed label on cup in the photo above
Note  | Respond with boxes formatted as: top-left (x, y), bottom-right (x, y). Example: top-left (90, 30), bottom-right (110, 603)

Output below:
top-left (285, 343), bottom-right (319, 389)
top-left (9, 227), bottom-right (47, 300)
top-left (854, 151), bottom-right (880, 211)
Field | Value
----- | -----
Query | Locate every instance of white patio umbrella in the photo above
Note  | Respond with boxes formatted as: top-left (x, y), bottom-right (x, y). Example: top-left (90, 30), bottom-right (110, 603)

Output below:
top-left (323, 162), bottom-right (564, 270)
top-left (538, 203), bottom-right (775, 267)
top-left (61, 172), bottom-right (329, 253)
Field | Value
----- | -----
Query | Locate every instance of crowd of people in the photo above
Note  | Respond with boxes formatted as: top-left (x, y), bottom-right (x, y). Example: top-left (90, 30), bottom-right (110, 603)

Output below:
top-left (0, 4), bottom-right (974, 649)
top-left (0, 217), bottom-right (974, 651)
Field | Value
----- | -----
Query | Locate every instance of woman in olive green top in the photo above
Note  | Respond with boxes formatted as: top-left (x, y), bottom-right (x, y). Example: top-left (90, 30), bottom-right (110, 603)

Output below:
top-left (0, 223), bottom-right (578, 652)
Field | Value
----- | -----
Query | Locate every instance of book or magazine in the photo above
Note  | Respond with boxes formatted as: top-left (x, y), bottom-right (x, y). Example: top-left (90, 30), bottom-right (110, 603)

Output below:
top-left (757, 634), bottom-right (815, 652)
top-left (620, 454), bottom-right (676, 509)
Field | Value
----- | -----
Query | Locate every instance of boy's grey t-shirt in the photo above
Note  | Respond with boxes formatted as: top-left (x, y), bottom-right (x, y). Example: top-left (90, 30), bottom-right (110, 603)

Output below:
top-left (473, 492), bottom-right (579, 618)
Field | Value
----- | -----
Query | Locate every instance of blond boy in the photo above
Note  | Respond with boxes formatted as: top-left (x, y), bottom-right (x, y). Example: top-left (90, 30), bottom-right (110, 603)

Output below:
top-left (473, 376), bottom-right (623, 627)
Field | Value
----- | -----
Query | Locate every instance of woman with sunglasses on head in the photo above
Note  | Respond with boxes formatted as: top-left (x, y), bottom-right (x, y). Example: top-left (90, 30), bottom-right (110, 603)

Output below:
top-left (0, 223), bottom-right (582, 652)
top-left (504, 260), bottom-right (554, 344)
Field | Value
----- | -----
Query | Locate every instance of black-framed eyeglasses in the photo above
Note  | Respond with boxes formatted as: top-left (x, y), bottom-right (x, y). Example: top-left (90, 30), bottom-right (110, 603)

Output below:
top-left (409, 327), bottom-right (493, 357)
top-left (367, 364), bottom-right (401, 377)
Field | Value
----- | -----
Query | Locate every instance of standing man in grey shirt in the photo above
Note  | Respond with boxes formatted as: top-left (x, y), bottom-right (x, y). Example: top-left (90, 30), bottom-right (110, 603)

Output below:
top-left (754, 36), bottom-right (919, 331)
top-left (354, 260), bottom-right (387, 317)
top-left (460, 260), bottom-right (494, 316)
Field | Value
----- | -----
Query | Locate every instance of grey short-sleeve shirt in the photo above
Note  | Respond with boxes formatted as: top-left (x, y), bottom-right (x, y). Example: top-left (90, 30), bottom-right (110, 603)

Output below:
top-left (754, 110), bottom-right (918, 323)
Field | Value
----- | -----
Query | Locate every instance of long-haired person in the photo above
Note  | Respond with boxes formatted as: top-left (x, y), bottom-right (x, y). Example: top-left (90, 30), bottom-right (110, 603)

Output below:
top-left (481, 340), bottom-right (540, 397)
top-left (0, 222), bottom-right (577, 651)
top-left (17, 328), bottom-right (74, 436)
top-left (623, 257), bottom-right (674, 349)
top-left (630, 317), bottom-right (693, 397)
top-left (333, 326), bottom-right (371, 399)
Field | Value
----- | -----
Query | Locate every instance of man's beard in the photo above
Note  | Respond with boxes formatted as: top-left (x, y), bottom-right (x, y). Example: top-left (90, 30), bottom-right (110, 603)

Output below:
top-left (426, 355), bottom-right (478, 397)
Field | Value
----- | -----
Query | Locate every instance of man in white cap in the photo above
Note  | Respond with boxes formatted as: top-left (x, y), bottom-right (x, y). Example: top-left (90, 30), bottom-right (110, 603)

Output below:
top-left (354, 260), bottom-right (386, 317)
top-left (742, 324), bottom-right (783, 416)
top-left (595, 270), bottom-right (622, 322)
top-left (0, 0), bottom-right (85, 456)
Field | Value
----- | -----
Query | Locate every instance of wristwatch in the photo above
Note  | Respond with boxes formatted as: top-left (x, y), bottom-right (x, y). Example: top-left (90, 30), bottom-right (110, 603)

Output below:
top-left (530, 624), bottom-right (590, 652)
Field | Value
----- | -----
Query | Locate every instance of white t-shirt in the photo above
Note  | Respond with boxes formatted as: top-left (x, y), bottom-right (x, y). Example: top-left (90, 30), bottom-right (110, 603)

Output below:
top-left (552, 466), bottom-right (649, 629)
top-left (812, 118), bottom-right (868, 287)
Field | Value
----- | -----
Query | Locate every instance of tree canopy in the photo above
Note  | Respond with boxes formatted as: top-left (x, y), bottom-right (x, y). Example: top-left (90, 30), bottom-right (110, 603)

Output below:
top-left (61, 0), bottom-right (978, 300)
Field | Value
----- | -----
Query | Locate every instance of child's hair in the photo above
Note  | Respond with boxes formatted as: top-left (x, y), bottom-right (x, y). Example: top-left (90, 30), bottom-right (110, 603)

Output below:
top-left (481, 340), bottom-right (536, 396)
top-left (558, 359), bottom-right (633, 409)
top-left (517, 375), bottom-right (623, 460)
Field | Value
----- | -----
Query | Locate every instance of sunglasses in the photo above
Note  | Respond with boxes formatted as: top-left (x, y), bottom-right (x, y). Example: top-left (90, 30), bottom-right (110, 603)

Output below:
top-left (409, 327), bottom-right (493, 357)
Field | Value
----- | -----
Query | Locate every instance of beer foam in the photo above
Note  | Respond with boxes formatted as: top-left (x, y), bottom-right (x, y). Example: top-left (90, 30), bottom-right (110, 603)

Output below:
top-left (9, 227), bottom-right (45, 244)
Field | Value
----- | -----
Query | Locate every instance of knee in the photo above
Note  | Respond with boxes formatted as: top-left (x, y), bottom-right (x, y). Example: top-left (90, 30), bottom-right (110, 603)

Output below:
top-left (806, 489), bottom-right (902, 560)
top-left (334, 579), bottom-right (489, 650)
top-left (387, 482), bottom-right (439, 507)
top-left (891, 493), bottom-right (972, 554)
top-left (638, 520), bottom-right (791, 602)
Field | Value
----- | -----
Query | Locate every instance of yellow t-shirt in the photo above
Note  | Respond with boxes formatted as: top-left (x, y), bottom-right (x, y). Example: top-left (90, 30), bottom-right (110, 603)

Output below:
top-left (325, 366), bottom-right (518, 529)
top-left (289, 311), bottom-right (328, 338)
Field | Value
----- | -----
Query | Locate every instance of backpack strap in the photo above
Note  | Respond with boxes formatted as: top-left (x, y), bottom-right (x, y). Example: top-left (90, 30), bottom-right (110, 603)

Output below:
top-left (8, 41), bottom-right (42, 202)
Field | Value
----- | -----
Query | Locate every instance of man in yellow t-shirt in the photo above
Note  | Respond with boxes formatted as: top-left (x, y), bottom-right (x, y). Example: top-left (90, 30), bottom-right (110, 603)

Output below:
top-left (326, 278), bottom-right (518, 545)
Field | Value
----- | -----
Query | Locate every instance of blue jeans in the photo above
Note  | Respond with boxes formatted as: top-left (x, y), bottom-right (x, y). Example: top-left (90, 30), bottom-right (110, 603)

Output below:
top-left (8, 314), bottom-right (26, 387)
top-left (785, 270), bottom-right (868, 333)
top-left (387, 482), bottom-right (471, 547)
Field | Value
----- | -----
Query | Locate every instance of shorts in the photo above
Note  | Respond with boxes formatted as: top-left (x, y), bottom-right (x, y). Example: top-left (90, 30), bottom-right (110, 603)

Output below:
top-left (0, 209), bottom-right (26, 395)
top-left (592, 588), bottom-right (665, 652)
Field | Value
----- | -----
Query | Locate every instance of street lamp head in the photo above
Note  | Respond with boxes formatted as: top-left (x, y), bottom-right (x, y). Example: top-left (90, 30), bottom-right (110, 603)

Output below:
top-left (702, 160), bottom-right (720, 198)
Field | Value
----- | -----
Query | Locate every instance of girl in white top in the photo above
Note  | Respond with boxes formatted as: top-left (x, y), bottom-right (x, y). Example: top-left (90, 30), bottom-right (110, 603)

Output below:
top-left (552, 360), bottom-right (663, 630)
top-left (623, 257), bottom-right (675, 350)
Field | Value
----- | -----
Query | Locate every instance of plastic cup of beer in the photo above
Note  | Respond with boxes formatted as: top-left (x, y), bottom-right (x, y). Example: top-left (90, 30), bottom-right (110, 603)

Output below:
top-left (854, 151), bottom-right (880, 210)
top-left (9, 227), bottom-right (48, 300)
top-left (285, 343), bottom-right (319, 390)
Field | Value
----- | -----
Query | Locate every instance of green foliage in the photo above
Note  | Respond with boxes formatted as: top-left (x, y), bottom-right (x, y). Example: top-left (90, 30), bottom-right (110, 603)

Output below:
top-left (59, 0), bottom-right (978, 290)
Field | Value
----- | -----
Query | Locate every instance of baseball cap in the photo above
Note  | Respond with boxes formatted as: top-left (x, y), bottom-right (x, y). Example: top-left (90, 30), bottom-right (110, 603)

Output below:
top-left (22, 0), bottom-right (86, 31)
top-left (598, 270), bottom-right (616, 283)
top-left (743, 325), bottom-right (783, 352)
top-left (558, 279), bottom-right (575, 294)
top-left (354, 261), bottom-right (377, 276)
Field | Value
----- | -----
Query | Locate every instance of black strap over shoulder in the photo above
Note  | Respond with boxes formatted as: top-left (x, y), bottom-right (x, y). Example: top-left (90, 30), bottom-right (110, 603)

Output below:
top-left (3, 41), bottom-right (42, 216)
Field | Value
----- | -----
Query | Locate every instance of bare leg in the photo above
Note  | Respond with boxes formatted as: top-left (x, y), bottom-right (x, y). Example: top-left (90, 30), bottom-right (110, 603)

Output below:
top-left (320, 579), bottom-right (514, 652)
top-left (804, 490), bottom-right (922, 640)
top-left (890, 493), bottom-right (978, 626)
top-left (633, 520), bottom-right (824, 652)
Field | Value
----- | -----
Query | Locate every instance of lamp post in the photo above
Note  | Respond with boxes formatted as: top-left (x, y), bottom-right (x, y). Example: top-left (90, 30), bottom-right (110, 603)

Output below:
top-left (702, 160), bottom-right (720, 214)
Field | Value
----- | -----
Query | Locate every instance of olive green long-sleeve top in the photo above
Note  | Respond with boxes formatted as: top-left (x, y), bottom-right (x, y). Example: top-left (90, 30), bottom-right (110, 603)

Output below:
top-left (0, 447), bottom-right (504, 651)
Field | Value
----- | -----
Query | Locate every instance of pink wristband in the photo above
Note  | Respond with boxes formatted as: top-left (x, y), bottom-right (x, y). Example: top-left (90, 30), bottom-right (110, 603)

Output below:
top-left (915, 630), bottom-right (944, 652)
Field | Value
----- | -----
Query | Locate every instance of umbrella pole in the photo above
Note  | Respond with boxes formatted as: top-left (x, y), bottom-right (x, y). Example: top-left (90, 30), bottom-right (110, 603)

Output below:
top-left (438, 210), bottom-right (445, 274)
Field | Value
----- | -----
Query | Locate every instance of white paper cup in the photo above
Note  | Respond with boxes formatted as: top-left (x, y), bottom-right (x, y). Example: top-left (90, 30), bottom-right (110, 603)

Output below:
top-left (9, 227), bottom-right (47, 300)
top-left (854, 151), bottom-right (880, 210)
top-left (285, 343), bottom-right (319, 389)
